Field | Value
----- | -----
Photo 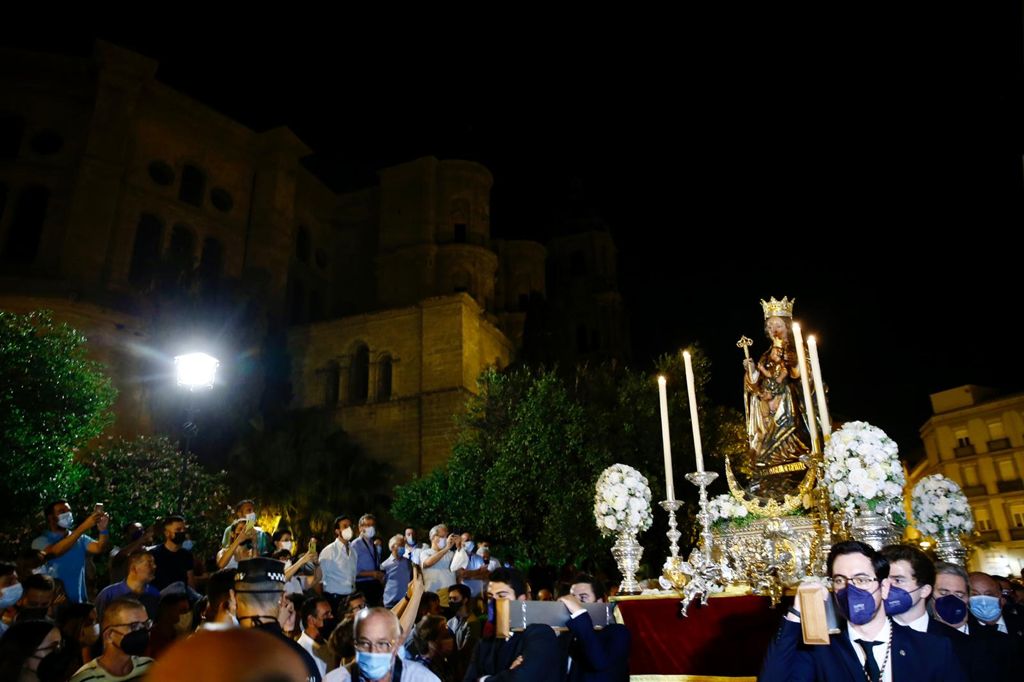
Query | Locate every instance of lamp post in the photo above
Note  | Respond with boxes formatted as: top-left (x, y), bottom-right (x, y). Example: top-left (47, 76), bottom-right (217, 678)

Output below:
top-left (174, 352), bottom-right (219, 513)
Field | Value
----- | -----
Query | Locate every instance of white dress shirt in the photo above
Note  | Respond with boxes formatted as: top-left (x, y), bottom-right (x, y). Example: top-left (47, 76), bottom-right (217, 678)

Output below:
top-left (319, 539), bottom-right (357, 595)
top-left (896, 611), bottom-right (929, 633)
top-left (298, 631), bottom-right (328, 678)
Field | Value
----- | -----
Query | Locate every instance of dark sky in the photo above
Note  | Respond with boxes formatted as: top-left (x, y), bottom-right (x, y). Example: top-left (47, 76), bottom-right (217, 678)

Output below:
top-left (6, 8), bottom-right (1023, 457)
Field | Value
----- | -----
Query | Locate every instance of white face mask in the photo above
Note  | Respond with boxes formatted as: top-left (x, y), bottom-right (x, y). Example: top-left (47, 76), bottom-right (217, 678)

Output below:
top-left (57, 512), bottom-right (74, 529)
top-left (363, 526), bottom-right (376, 539)
top-left (280, 541), bottom-right (293, 551)
top-left (341, 527), bottom-right (353, 541)
top-left (0, 582), bottom-right (23, 608)
top-left (244, 512), bottom-right (257, 523)
top-left (406, 534), bottom-right (415, 546)
top-left (437, 537), bottom-right (447, 549)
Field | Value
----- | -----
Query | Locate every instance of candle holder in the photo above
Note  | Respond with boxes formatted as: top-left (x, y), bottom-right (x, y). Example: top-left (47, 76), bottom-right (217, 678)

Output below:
top-left (659, 499), bottom-right (688, 592)
top-left (675, 470), bottom-right (731, 617)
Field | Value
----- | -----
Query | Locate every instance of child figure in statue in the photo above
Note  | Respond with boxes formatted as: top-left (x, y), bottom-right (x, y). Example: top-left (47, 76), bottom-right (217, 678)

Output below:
top-left (741, 297), bottom-right (812, 501)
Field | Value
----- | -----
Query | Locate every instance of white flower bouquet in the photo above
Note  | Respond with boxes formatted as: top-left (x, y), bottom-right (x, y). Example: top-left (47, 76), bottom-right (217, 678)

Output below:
top-left (911, 474), bottom-right (974, 537)
top-left (594, 464), bottom-right (653, 537)
top-left (823, 421), bottom-right (906, 524)
top-left (709, 493), bottom-right (750, 527)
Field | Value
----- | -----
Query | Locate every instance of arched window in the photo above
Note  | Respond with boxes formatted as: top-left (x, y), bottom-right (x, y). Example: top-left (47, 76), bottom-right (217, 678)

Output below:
top-left (2, 185), bottom-right (49, 263)
top-left (349, 343), bottom-right (369, 405)
top-left (128, 213), bottom-right (163, 287)
top-left (168, 225), bottom-right (196, 271)
top-left (377, 354), bottom-right (393, 401)
top-left (179, 164), bottom-right (205, 207)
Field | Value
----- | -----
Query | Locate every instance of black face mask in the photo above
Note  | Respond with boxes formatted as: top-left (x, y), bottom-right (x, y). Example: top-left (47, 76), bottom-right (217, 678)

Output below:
top-left (320, 618), bottom-right (336, 639)
top-left (442, 604), bottom-right (458, 620)
top-left (117, 629), bottom-right (150, 656)
top-left (171, 532), bottom-right (187, 545)
top-left (16, 607), bottom-right (52, 622)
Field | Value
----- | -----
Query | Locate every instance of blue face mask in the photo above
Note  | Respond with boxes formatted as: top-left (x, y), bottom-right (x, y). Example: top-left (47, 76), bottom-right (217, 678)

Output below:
top-left (835, 584), bottom-right (878, 625)
top-left (182, 539), bottom-right (195, 551)
top-left (0, 582), bottom-right (23, 609)
top-left (463, 541), bottom-right (475, 554)
top-left (934, 594), bottom-right (968, 625)
top-left (969, 595), bottom-right (1002, 623)
top-left (883, 585), bottom-right (923, 617)
top-left (356, 651), bottom-right (393, 680)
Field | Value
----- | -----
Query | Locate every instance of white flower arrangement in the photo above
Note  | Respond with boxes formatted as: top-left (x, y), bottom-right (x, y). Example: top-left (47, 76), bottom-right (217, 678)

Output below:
top-left (823, 421), bottom-right (905, 522)
top-left (594, 464), bottom-right (654, 537)
top-left (709, 493), bottom-right (749, 526)
top-left (911, 474), bottom-right (974, 537)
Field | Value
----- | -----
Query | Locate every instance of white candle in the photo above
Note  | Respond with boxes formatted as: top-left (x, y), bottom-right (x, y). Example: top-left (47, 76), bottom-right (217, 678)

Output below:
top-left (657, 375), bottom-right (675, 501)
top-left (791, 323), bottom-right (820, 453)
top-left (807, 335), bottom-right (831, 438)
top-left (681, 351), bottom-right (705, 473)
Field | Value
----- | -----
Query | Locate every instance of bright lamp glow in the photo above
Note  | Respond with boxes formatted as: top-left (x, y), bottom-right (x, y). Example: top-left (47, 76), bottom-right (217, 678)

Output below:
top-left (175, 352), bottom-right (219, 390)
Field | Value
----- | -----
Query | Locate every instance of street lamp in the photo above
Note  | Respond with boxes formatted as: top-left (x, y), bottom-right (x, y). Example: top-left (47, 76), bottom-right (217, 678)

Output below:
top-left (174, 352), bottom-right (219, 512)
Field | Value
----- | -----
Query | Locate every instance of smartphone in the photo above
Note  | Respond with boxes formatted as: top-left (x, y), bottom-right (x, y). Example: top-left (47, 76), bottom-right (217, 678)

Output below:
top-left (308, 538), bottom-right (317, 554)
top-left (244, 517), bottom-right (255, 533)
top-left (93, 503), bottom-right (104, 515)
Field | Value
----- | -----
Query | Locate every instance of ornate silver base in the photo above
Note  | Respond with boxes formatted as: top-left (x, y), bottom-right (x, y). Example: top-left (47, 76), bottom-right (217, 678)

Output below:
top-left (612, 532), bottom-right (644, 595)
top-left (935, 531), bottom-right (967, 567)
top-left (849, 510), bottom-right (899, 551)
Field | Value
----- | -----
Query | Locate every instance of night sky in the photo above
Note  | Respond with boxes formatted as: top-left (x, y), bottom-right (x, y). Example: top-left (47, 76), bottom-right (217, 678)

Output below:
top-left (6, 9), bottom-right (1023, 459)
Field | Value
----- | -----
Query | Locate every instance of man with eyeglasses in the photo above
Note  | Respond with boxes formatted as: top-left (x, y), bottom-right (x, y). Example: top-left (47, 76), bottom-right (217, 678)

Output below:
top-left (325, 606), bottom-right (439, 681)
top-left (761, 540), bottom-right (965, 681)
top-left (235, 556), bottom-right (322, 682)
top-left (70, 597), bottom-right (153, 681)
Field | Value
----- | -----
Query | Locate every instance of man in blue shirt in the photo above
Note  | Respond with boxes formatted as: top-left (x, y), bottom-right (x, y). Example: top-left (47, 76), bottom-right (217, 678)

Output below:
top-left (454, 531), bottom-right (490, 598)
top-left (353, 513), bottom-right (385, 606)
top-left (31, 500), bottom-right (109, 603)
top-left (95, 550), bottom-right (161, 620)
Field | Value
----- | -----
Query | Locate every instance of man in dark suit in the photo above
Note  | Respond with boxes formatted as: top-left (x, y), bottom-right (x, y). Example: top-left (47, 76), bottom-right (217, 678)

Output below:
top-left (559, 574), bottom-right (630, 682)
top-left (463, 567), bottom-right (563, 682)
top-left (761, 540), bottom-right (966, 682)
top-left (967, 571), bottom-right (1024, 663)
top-left (882, 545), bottom-right (1015, 681)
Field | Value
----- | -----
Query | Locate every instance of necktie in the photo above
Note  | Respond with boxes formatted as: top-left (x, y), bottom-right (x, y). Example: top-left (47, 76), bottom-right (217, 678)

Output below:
top-left (855, 639), bottom-right (881, 682)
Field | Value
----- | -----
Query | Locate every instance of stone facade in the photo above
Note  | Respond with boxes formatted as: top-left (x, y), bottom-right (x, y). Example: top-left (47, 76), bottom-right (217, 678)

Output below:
top-left (0, 40), bottom-right (627, 481)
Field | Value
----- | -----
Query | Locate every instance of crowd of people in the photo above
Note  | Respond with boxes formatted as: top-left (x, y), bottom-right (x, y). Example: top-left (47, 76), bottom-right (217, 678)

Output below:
top-left (0, 498), bottom-right (630, 681)
top-left (761, 540), bottom-right (1024, 681)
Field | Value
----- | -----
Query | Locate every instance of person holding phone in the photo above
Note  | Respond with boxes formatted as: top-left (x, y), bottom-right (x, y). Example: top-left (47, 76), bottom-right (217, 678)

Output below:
top-left (31, 500), bottom-right (110, 603)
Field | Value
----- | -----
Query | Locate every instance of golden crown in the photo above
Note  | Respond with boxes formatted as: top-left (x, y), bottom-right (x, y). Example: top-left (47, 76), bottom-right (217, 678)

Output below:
top-left (760, 296), bottom-right (795, 319)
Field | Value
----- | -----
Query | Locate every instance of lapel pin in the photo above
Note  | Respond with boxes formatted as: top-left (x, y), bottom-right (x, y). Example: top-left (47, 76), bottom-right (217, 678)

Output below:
top-left (899, 649), bottom-right (905, 656)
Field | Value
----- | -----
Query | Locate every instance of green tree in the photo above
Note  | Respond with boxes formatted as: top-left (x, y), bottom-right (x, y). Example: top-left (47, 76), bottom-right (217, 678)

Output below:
top-left (391, 347), bottom-right (745, 577)
top-left (227, 410), bottom-right (395, 542)
top-left (0, 310), bottom-right (116, 553)
top-left (72, 435), bottom-right (231, 559)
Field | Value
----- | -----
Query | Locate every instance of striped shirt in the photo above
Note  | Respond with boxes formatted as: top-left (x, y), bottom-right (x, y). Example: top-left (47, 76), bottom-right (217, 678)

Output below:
top-left (69, 656), bottom-right (153, 681)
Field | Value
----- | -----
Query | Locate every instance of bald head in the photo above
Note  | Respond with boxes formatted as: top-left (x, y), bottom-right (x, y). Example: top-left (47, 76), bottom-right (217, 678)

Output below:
top-left (147, 629), bottom-right (308, 682)
top-left (354, 606), bottom-right (401, 642)
top-left (969, 572), bottom-right (1001, 598)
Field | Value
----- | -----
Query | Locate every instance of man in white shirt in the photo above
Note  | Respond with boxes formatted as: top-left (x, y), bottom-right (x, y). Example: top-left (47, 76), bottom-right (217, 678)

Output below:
top-left (420, 524), bottom-right (458, 595)
top-left (319, 515), bottom-right (357, 615)
top-left (298, 596), bottom-right (332, 679)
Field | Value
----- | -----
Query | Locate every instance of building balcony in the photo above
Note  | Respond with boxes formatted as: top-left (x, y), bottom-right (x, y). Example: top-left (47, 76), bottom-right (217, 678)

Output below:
top-left (1011, 527), bottom-right (1024, 541)
top-left (953, 444), bottom-right (976, 458)
top-left (996, 479), bottom-right (1024, 494)
top-left (979, 530), bottom-right (1002, 543)
top-left (962, 485), bottom-right (988, 498)
top-left (987, 438), bottom-right (1012, 452)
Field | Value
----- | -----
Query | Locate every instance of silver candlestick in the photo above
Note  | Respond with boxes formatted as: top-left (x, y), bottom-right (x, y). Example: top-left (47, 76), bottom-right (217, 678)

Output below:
top-left (676, 470), bottom-right (731, 617)
top-left (660, 499), bottom-right (683, 557)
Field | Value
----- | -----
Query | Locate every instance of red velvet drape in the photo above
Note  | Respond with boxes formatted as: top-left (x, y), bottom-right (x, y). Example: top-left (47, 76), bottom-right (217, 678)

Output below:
top-left (616, 594), bottom-right (788, 676)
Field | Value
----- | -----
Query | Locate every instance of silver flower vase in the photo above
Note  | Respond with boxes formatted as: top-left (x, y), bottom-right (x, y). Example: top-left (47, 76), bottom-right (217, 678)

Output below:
top-left (935, 530), bottom-right (967, 567)
top-left (612, 530), bottom-right (643, 595)
top-left (849, 509), bottom-right (899, 551)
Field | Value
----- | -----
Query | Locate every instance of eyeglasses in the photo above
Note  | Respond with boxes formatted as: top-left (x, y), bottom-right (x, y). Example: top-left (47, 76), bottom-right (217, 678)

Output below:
top-left (355, 638), bottom-right (395, 653)
top-left (106, 619), bottom-right (152, 633)
top-left (830, 575), bottom-right (878, 589)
